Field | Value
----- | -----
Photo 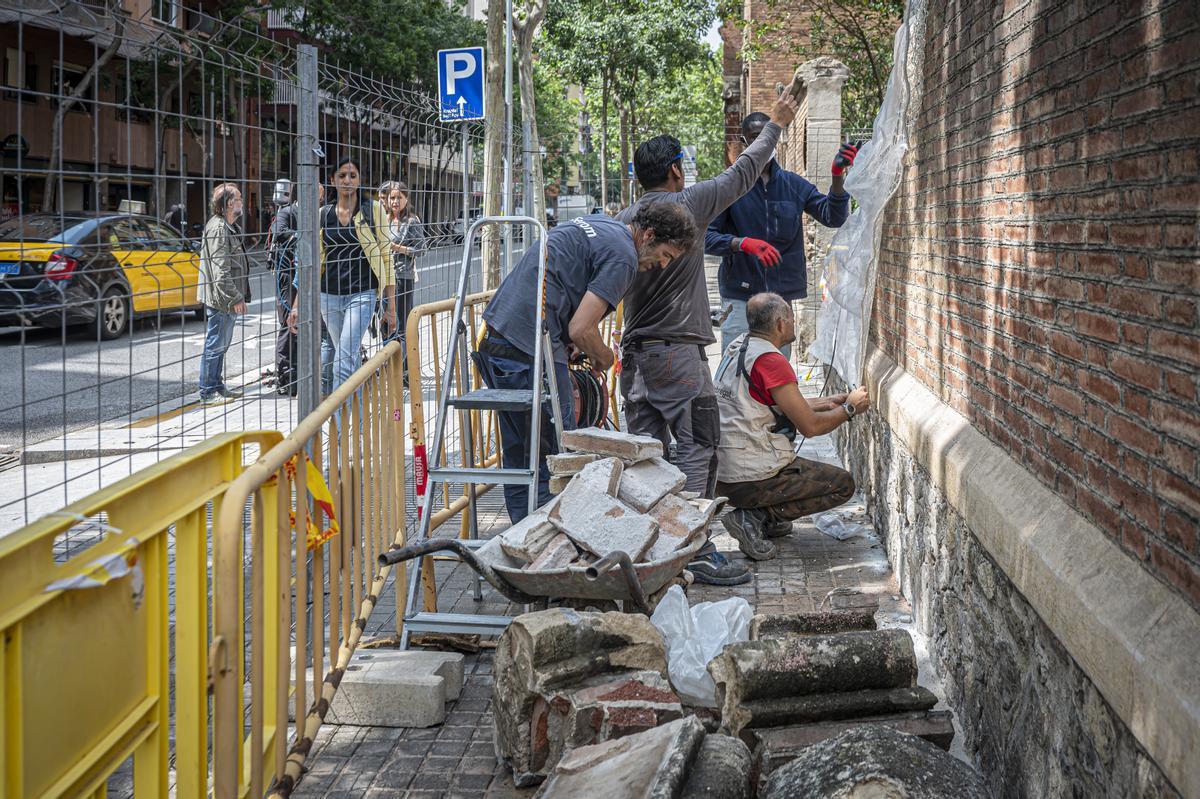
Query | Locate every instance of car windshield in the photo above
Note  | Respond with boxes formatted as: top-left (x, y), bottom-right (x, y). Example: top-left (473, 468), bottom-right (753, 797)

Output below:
top-left (0, 214), bottom-right (96, 244)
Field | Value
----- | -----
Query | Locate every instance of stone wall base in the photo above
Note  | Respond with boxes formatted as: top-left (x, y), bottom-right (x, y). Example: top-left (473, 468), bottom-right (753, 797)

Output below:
top-left (832, 346), bottom-right (1194, 798)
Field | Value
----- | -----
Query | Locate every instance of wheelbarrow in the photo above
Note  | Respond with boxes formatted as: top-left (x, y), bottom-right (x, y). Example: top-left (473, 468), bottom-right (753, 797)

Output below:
top-left (378, 531), bottom-right (706, 616)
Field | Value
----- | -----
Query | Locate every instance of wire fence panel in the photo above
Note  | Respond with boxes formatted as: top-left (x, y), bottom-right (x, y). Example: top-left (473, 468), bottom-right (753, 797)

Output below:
top-left (0, 3), bottom-right (526, 536)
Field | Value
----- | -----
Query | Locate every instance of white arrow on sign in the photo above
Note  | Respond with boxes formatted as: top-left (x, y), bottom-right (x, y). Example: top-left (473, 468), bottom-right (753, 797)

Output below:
top-left (457, 96), bottom-right (466, 116)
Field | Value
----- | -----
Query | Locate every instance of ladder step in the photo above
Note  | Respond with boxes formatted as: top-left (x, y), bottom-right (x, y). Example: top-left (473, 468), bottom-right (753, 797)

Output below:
top-left (428, 466), bottom-right (535, 484)
top-left (449, 388), bottom-right (543, 411)
top-left (404, 612), bottom-right (512, 636)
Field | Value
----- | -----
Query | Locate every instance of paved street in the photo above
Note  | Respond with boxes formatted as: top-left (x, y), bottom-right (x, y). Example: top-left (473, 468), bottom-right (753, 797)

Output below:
top-left (0, 243), bottom-right (492, 453)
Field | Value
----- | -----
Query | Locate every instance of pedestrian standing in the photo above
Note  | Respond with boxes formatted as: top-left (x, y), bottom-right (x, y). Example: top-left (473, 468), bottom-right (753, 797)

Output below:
top-left (287, 156), bottom-right (396, 393)
top-left (382, 181), bottom-right (424, 381)
top-left (706, 112), bottom-right (856, 357)
top-left (197, 183), bottom-right (251, 404)
top-left (614, 92), bottom-right (798, 586)
top-left (268, 179), bottom-right (300, 395)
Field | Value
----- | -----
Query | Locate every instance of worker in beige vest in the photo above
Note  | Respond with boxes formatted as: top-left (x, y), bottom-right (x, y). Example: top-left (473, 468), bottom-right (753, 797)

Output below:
top-left (714, 292), bottom-right (870, 560)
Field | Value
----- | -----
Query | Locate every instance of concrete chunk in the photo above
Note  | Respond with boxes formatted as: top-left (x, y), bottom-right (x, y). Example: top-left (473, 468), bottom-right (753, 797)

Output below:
top-left (326, 650), bottom-right (464, 727)
top-left (549, 483), bottom-right (659, 560)
top-left (536, 717), bottom-right (707, 799)
top-left (526, 534), bottom-right (580, 571)
top-left (759, 726), bottom-right (986, 799)
top-left (572, 456), bottom-right (624, 496)
top-left (750, 610), bottom-right (877, 640)
top-left (708, 630), bottom-right (917, 736)
top-left (645, 493), bottom-right (710, 562)
top-left (500, 513), bottom-right (560, 563)
top-left (751, 711), bottom-right (957, 779)
top-left (618, 457), bottom-right (687, 512)
top-left (681, 734), bottom-right (752, 799)
top-left (561, 427), bottom-right (664, 462)
top-left (548, 452), bottom-right (601, 476)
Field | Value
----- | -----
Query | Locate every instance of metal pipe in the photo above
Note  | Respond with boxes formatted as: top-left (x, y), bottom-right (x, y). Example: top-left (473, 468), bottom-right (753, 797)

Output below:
top-left (380, 538), bottom-right (539, 605)
top-left (296, 44), bottom-right (321, 418)
top-left (584, 551), bottom-right (651, 615)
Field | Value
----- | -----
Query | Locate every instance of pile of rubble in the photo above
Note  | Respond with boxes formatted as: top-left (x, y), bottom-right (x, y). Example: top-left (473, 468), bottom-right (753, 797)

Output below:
top-left (498, 427), bottom-right (723, 572)
top-left (493, 605), bottom-right (978, 796)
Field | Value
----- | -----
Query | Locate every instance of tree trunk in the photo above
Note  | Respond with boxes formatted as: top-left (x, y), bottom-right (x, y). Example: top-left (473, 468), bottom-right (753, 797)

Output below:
top-left (482, 0), bottom-right (506, 289)
top-left (516, 0), bottom-right (547, 226)
top-left (599, 71), bottom-right (609, 207)
top-left (618, 104), bottom-right (630, 206)
top-left (42, 8), bottom-right (124, 212)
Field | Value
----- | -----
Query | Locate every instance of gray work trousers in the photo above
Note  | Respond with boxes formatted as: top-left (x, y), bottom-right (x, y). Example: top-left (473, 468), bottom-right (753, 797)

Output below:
top-left (620, 341), bottom-right (720, 497)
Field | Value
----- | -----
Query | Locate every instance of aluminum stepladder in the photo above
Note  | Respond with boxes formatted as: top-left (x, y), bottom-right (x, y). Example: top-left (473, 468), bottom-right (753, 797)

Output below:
top-left (398, 215), bottom-right (562, 648)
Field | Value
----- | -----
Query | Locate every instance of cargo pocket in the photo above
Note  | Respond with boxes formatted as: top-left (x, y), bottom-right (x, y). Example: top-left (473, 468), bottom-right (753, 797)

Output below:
top-left (691, 394), bottom-right (720, 448)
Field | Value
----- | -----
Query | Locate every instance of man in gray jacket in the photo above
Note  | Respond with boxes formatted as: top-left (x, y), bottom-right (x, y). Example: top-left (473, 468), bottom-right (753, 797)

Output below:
top-left (616, 92), bottom-right (797, 585)
top-left (198, 182), bottom-right (251, 404)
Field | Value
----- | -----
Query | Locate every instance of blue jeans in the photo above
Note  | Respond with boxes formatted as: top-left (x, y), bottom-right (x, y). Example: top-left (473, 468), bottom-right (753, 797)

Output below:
top-left (199, 309), bottom-right (237, 396)
top-left (320, 291), bottom-right (377, 393)
top-left (719, 295), bottom-right (792, 360)
top-left (476, 346), bottom-right (575, 523)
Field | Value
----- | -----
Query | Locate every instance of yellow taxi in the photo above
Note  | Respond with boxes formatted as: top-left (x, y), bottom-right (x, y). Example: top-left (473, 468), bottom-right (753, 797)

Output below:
top-left (0, 212), bottom-right (204, 339)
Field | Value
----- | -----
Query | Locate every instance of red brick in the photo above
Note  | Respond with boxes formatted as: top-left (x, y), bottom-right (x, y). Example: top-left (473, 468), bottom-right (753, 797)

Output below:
top-left (1156, 468), bottom-right (1200, 517)
top-left (1151, 259), bottom-right (1200, 291)
top-left (1163, 508), bottom-right (1199, 555)
top-left (1107, 413), bottom-right (1160, 458)
top-left (1108, 351), bottom-right (1162, 391)
top-left (1079, 368), bottom-right (1122, 405)
top-left (1163, 369), bottom-right (1197, 403)
top-left (1151, 400), bottom-right (1200, 447)
top-left (1149, 329), bottom-right (1200, 367)
top-left (1075, 310), bottom-right (1121, 343)
top-left (1109, 223), bottom-right (1160, 247)
top-left (1107, 286), bottom-right (1162, 319)
top-left (1150, 541), bottom-right (1200, 608)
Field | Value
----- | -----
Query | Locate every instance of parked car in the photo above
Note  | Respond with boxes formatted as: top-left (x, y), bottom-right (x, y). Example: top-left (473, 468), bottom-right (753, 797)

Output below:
top-left (0, 212), bottom-right (203, 340)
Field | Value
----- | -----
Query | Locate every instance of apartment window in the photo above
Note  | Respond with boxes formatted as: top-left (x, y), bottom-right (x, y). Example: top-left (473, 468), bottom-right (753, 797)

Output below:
top-left (3, 49), bottom-right (37, 102)
top-left (51, 62), bottom-right (93, 108)
top-left (152, 0), bottom-right (178, 26)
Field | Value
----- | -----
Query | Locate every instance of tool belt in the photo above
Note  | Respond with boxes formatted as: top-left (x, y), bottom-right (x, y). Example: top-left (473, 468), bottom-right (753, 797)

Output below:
top-left (478, 330), bottom-right (534, 364)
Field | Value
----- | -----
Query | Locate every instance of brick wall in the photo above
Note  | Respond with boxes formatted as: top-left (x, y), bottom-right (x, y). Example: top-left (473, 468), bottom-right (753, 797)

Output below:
top-left (873, 0), bottom-right (1200, 608)
top-left (740, 0), bottom-right (814, 116)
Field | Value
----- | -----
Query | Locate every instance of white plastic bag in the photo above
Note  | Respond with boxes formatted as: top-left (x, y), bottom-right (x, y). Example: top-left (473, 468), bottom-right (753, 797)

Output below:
top-left (812, 510), bottom-right (870, 541)
top-left (650, 585), bottom-right (752, 707)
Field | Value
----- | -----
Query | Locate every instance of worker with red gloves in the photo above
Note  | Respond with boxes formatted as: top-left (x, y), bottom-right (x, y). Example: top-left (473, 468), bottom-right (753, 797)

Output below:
top-left (706, 111), bottom-right (858, 357)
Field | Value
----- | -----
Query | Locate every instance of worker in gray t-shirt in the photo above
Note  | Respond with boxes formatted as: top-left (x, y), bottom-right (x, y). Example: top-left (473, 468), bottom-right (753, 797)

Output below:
top-left (615, 92), bottom-right (798, 586)
top-left (480, 206), bottom-right (696, 523)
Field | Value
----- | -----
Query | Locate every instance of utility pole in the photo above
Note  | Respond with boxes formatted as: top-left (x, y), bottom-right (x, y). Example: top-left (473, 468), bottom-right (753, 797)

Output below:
top-left (504, 0), bottom-right (514, 274)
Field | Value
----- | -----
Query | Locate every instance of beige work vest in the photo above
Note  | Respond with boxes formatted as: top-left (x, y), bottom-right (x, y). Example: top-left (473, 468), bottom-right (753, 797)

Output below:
top-left (714, 333), bottom-right (795, 483)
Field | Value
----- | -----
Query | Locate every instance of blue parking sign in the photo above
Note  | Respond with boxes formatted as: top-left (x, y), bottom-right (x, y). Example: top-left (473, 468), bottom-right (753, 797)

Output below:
top-left (437, 47), bottom-right (485, 122)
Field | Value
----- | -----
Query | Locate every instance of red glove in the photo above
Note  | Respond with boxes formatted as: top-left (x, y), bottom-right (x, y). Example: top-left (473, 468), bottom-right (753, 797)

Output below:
top-left (832, 142), bottom-right (859, 176)
top-left (738, 237), bottom-right (781, 267)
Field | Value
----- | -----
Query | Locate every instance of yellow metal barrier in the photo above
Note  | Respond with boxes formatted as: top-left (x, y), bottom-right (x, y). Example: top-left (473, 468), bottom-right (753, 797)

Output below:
top-left (0, 431), bottom-right (280, 798)
top-left (213, 340), bottom-right (407, 799)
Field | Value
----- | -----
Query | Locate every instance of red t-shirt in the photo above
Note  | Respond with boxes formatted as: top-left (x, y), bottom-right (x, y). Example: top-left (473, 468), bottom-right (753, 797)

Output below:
top-left (748, 352), bottom-right (796, 406)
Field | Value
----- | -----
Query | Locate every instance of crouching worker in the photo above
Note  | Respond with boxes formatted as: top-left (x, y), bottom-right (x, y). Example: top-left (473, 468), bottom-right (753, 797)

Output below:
top-left (479, 203), bottom-right (696, 523)
top-left (714, 292), bottom-right (870, 560)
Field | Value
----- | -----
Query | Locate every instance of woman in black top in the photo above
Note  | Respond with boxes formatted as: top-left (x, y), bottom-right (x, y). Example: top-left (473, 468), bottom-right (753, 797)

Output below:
top-left (287, 156), bottom-right (395, 392)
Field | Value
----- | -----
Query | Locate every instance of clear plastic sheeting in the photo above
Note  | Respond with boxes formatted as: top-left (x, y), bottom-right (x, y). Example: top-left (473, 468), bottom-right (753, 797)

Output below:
top-left (650, 584), bottom-right (753, 707)
top-left (812, 510), bottom-right (871, 540)
top-left (810, 0), bottom-right (929, 384)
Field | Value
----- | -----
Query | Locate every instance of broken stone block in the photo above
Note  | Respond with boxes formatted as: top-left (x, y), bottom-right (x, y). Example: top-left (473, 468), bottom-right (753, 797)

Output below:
top-left (494, 609), bottom-right (670, 786)
top-left (549, 482), bottom-right (658, 561)
top-left (750, 610), bottom-right (877, 640)
top-left (548, 451), bottom-right (601, 476)
top-left (549, 475), bottom-right (571, 495)
top-left (500, 512), bottom-right (560, 563)
top-left (734, 686), bottom-right (938, 733)
top-left (759, 726), bottom-right (987, 799)
top-left (708, 630), bottom-right (917, 736)
top-left (561, 426), bottom-right (664, 462)
top-left (751, 710), bottom-right (957, 779)
top-left (571, 456), bottom-right (624, 496)
top-left (618, 457), bottom-right (687, 512)
top-left (526, 534), bottom-right (580, 571)
top-left (326, 649), bottom-right (464, 727)
top-left (681, 734), bottom-right (752, 799)
top-left (645, 493), bottom-right (710, 562)
top-left (533, 671), bottom-right (684, 773)
top-left (535, 717), bottom-right (707, 799)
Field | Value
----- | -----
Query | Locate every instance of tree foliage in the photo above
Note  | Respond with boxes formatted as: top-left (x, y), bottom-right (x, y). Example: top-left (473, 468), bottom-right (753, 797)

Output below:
top-left (269, 0), bottom-right (484, 85)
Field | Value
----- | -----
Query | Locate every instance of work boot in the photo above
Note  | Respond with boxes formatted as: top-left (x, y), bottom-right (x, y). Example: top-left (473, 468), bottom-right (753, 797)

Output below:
top-left (687, 550), bottom-right (752, 586)
top-left (765, 520), bottom-right (794, 538)
top-left (721, 508), bottom-right (777, 561)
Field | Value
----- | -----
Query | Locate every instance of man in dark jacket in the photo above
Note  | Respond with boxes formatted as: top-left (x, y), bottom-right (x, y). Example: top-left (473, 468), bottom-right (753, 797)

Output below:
top-left (269, 180), bottom-right (300, 395)
top-left (705, 112), bottom-right (858, 357)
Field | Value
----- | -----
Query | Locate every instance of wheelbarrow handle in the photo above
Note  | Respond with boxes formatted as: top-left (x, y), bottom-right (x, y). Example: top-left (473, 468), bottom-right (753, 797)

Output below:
top-left (585, 551), bottom-right (652, 616)
top-left (378, 539), bottom-right (539, 605)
